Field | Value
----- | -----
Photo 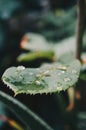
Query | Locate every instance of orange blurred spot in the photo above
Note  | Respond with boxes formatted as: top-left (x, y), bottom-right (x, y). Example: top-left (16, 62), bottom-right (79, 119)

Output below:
top-left (0, 115), bottom-right (24, 130)
top-left (20, 35), bottom-right (28, 49)
top-left (75, 91), bottom-right (81, 100)
top-left (8, 119), bottom-right (24, 130)
top-left (66, 102), bottom-right (74, 112)
top-left (0, 115), bottom-right (8, 122)
top-left (82, 58), bottom-right (86, 64)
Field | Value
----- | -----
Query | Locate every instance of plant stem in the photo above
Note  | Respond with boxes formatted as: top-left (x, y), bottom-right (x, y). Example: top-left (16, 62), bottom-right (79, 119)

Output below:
top-left (0, 91), bottom-right (54, 130)
top-left (76, 0), bottom-right (86, 60)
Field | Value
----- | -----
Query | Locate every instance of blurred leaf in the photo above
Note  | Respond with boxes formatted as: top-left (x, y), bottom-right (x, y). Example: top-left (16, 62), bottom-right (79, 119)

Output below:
top-left (58, 52), bottom-right (75, 64)
top-left (78, 112), bottom-right (86, 119)
top-left (0, 91), bottom-right (53, 130)
top-left (54, 36), bottom-right (86, 60)
top-left (20, 34), bottom-right (77, 59)
top-left (54, 37), bottom-right (76, 58)
top-left (80, 73), bottom-right (86, 81)
top-left (20, 33), bottom-right (53, 51)
top-left (77, 112), bottom-right (86, 130)
top-left (2, 60), bottom-right (81, 95)
top-left (17, 51), bottom-right (54, 62)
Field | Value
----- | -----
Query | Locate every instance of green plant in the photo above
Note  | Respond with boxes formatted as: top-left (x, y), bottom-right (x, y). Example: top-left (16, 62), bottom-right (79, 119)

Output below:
top-left (0, 0), bottom-right (86, 130)
top-left (2, 60), bottom-right (81, 95)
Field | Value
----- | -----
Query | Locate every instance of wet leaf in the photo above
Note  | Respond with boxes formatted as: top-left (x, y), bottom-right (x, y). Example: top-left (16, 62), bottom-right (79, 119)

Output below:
top-left (2, 60), bottom-right (81, 95)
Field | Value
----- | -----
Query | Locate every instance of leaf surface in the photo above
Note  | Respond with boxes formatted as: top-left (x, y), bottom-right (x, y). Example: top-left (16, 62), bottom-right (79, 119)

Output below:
top-left (17, 51), bottom-right (54, 62)
top-left (2, 60), bottom-right (81, 95)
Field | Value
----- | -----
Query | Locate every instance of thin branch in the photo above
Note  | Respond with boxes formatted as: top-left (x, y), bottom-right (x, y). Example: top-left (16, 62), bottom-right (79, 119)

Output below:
top-left (76, 0), bottom-right (86, 60)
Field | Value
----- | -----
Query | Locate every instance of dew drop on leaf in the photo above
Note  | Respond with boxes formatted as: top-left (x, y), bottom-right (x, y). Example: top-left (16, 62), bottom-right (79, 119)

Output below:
top-left (17, 66), bottom-right (25, 71)
top-left (61, 71), bottom-right (65, 73)
top-left (43, 70), bottom-right (50, 77)
top-left (2, 59), bottom-right (81, 95)
top-left (43, 70), bottom-right (49, 75)
top-left (57, 87), bottom-right (62, 91)
top-left (36, 74), bottom-right (41, 78)
top-left (57, 66), bottom-right (67, 71)
top-left (35, 80), bottom-right (41, 85)
top-left (64, 78), bottom-right (71, 82)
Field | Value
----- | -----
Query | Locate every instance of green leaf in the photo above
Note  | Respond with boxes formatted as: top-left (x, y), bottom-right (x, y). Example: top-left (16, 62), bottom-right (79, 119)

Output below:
top-left (80, 73), bottom-right (86, 81)
top-left (0, 91), bottom-right (53, 130)
top-left (58, 52), bottom-right (75, 64)
top-left (2, 60), bottom-right (81, 95)
top-left (17, 51), bottom-right (54, 62)
top-left (20, 33), bottom-right (52, 51)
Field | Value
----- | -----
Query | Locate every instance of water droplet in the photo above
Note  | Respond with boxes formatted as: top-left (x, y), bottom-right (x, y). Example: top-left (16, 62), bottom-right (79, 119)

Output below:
top-left (57, 86), bottom-right (62, 91)
top-left (57, 82), bottom-right (63, 91)
top-left (61, 71), bottom-right (65, 73)
top-left (35, 80), bottom-right (41, 85)
top-left (43, 70), bottom-right (49, 74)
top-left (57, 66), bottom-right (67, 71)
top-left (64, 78), bottom-right (70, 82)
top-left (72, 70), bottom-right (77, 74)
top-left (43, 70), bottom-right (50, 77)
top-left (36, 74), bottom-right (41, 78)
top-left (17, 66), bottom-right (25, 71)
